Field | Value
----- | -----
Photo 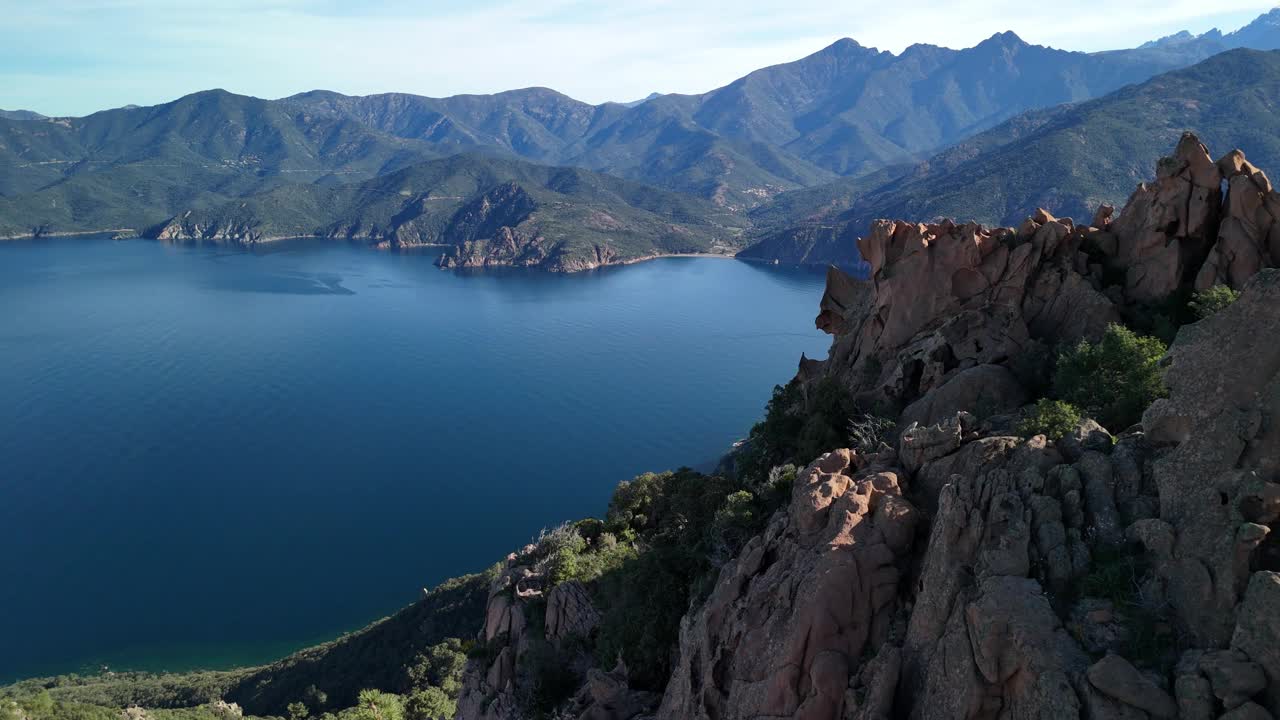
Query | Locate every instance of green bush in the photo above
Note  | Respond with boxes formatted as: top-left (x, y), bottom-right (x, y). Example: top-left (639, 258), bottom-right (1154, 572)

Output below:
top-left (1189, 284), bottom-right (1240, 319)
top-left (593, 468), bottom-right (763, 690)
top-left (709, 491), bottom-right (757, 560)
top-left (1016, 399), bottom-right (1082, 441)
top-left (734, 378), bottom-right (859, 487)
top-left (288, 701), bottom-right (310, 720)
top-left (404, 687), bottom-right (453, 720)
top-left (517, 641), bottom-right (580, 717)
top-left (350, 690), bottom-right (403, 720)
top-left (751, 464), bottom-right (796, 513)
top-left (406, 639), bottom-right (466, 697)
top-left (1052, 324), bottom-right (1167, 430)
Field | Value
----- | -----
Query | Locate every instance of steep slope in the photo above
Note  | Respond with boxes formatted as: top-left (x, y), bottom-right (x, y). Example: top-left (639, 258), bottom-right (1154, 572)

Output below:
top-left (744, 49), bottom-right (1280, 266)
top-left (0, 90), bottom-right (446, 236)
top-left (147, 154), bottom-right (748, 271)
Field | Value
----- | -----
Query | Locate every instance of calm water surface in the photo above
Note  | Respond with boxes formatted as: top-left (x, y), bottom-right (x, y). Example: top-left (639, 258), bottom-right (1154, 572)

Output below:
top-left (0, 238), bottom-right (830, 681)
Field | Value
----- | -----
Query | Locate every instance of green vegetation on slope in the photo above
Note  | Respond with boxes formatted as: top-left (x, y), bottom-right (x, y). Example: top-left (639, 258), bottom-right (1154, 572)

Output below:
top-left (147, 154), bottom-right (749, 270)
top-left (1, 571), bottom-right (490, 718)
top-left (1052, 324), bottom-right (1168, 431)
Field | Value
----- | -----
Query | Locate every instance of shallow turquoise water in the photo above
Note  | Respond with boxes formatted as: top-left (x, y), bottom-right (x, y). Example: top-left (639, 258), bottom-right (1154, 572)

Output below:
top-left (0, 238), bottom-right (830, 681)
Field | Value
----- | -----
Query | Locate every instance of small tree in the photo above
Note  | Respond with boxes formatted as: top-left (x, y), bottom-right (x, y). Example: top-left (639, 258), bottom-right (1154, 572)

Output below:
top-left (1016, 399), bottom-right (1082, 441)
top-left (1189, 284), bottom-right (1240, 319)
top-left (405, 687), bottom-right (455, 720)
top-left (287, 701), bottom-right (309, 720)
top-left (352, 690), bottom-right (404, 720)
top-left (1053, 324), bottom-right (1167, 430)
top-left (407, 639), bottom-right (467, 697)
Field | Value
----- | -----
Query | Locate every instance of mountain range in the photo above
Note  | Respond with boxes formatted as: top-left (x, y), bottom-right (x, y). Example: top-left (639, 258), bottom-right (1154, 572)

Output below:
top-left (5, 10), bottom-right (1280, 269)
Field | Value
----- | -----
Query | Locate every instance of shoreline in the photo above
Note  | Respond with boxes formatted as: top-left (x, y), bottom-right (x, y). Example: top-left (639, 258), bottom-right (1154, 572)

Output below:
top-left (0, 231), bottom-right (840, 273)
top-left (0, 228), bottom-right (136, 241)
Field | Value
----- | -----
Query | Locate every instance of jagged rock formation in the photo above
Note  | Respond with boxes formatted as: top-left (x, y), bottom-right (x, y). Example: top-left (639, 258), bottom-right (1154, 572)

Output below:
top-left (648, 137), bottom-right (1279, 720)
top-left (658, 448), bottom-right (918, 719)
top-left (450, 135), bottom-right (1279, 720)
top-left (455, 550), bottom-right (656, 720)
top-left (812, 134), bottom-right (1277, 420)
top-left (818, 209), bottom-right (1118, 415)
top-left (652, 275), bottom-right (1277, 720)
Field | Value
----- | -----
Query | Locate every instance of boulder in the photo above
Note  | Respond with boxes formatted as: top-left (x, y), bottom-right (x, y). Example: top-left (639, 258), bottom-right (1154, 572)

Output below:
top-left (570, 660), bottom-right (659, 720)
top-left (1058, 418), bottom-right (1115, 463)
top-left (1086, 654), bottom-right (1177, 718)
top-left (1200, 649), bottom-right (1267, 710)
top-left (898, 412), bottom-right (974, 475)
top-left (898, 364), bottom-right (1026, 431)
top-left (1220, 703), bottom-right (1276, 720)
top-left (1232, 572), bottom-right (1280, 717)
top-left (1174, 651), bottom-right (1217, 720)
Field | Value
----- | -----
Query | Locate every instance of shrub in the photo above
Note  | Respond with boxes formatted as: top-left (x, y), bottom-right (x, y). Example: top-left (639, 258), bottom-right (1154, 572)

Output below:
top-left (1052, 324), bottom-right (1167, 430)
top-left (734, 378), bottom-right (859, 486)
top-left (288, 701), bottom-right (310, 720)
top-left (1079, 547), bottom-right (1175, 671)
top-left (593, 468), bottom-right (755, 690)
top-left (604, 472), bottom-right (667, 536)
top-left (847, 413), bottom-right (896, 455)
top-left (517, 642), bottom-right (580, 717)
top-left (709, 491), bottom-right (757, 563)
top-left (750, 464), bottom-right (796, 514)
top-left (406, 639), bottom-right (467, 697)
top-left (1016, 399), bottom-right (1082, 441)
top-left (405, 687), bottom-right (454, 720)
top-left (350, 690), bottom-right (404, 720)
top-left (1189, 284), bottom-right (1240, 319)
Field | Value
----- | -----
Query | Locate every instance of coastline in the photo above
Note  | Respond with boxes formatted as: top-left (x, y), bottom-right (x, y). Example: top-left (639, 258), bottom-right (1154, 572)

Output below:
top-left (0, 228), bottom-right (136, 241)
top-left (0, 230), bottom-right (839, 273)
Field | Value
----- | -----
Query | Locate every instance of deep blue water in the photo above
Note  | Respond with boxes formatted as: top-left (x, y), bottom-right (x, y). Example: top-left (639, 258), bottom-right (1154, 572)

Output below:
top-left (0, 238), bottom-right (830, 682)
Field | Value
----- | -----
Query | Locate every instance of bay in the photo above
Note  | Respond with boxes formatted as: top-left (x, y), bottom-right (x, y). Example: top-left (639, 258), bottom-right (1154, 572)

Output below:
top-left (0, 238), bottom-right (830, 681)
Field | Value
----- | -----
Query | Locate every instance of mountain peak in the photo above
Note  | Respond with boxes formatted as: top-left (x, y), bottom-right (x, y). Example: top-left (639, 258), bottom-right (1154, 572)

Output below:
top-left (816, 37), bottom-right (875, 57)
top-left (978, 30), bottom-right (1027, 49)
top-left (1223, 7), bottom-right (1280, 49)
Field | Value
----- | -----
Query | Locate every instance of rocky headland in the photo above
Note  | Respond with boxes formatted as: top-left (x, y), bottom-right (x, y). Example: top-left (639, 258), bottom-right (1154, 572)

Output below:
top-left (448, 133), bottom-right (1280, 720)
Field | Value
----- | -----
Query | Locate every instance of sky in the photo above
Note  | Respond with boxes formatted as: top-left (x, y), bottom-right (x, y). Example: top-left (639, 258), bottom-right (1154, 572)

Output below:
top-left (1, 0), bottom-right (1277, 117)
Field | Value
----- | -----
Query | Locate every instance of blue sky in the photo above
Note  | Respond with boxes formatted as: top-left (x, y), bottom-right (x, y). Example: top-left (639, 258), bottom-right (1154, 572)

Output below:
top-left (1, 0), bottom-right (1275, 116)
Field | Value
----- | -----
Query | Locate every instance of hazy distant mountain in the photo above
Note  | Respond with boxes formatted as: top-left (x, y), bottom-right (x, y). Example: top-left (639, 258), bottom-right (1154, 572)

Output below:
top-left (620, 92), bottom-right (663, 107)
top-left (1223, 7), bottom-right (1280, 49)
top-left (0, 109), bottom-right (45, 121)
top-left (4, 9), bottom-right (1280, 247)
top-left (741, 49), bottom-right (1280, 265)
top-left (1143, 7), bottom-right (1280, 51)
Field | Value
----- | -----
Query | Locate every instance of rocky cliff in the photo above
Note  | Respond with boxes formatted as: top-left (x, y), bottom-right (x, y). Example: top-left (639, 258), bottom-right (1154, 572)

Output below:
top-left (452, 133), bottom-right (1279, 720)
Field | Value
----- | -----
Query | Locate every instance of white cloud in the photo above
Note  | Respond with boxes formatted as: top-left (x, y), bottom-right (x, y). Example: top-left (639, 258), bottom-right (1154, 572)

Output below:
top-left (0, 0), bottom-right (1275, 115)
